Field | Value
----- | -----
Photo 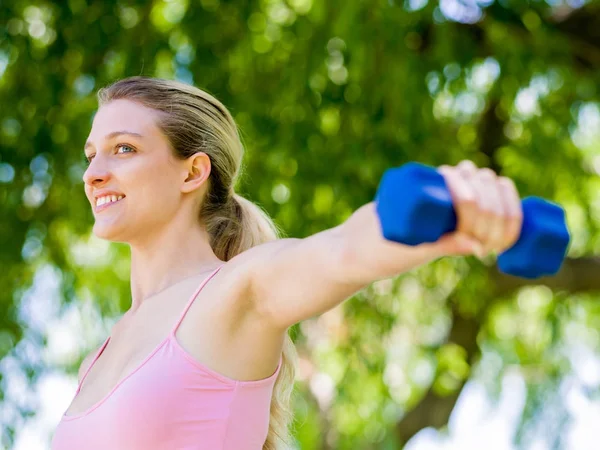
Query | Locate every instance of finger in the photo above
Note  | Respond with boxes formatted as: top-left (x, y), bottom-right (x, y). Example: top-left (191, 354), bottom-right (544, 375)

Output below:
top-left (457, 160), bottom-right (478, 173)
top-left (456, 160), bottom-right (478, 238)
top-left (475, 169), bottom-right (505, 253)
top-left (438, 166), bottom-right (481, 253)
top-left (434, 231), bottom-right (483, 257)
top-left (497, 176), bottom-right (523, 252)
top-left (456, 163), bottom-right (487, 241)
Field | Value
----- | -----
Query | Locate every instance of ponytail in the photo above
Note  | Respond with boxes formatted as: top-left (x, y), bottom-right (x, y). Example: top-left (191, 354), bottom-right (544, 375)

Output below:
top-left (202, 192), bottom-right (298, 450)
top-left (203, 193), bottom-right (280, 261)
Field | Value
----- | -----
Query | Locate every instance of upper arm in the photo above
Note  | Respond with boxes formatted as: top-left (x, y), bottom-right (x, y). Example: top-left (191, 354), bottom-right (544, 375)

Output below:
top-left (234, 225), bottom-right (370, 331)
top-left (234, 202), bottom-right (440, 332)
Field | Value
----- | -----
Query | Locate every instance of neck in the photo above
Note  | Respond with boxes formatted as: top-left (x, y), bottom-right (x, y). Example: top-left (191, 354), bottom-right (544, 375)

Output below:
top-left (127, 222), bottom-right (222, 315)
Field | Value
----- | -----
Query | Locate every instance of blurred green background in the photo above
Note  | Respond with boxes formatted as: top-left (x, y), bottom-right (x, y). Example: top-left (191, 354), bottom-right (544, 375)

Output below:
top-left (1, 0), bottom-right (599, 449)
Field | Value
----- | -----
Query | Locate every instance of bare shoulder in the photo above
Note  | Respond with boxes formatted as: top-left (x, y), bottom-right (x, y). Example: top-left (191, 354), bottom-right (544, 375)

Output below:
top-left (213, 239), bottom-right (293, 311)
top-left (184, 242), bottom-right (291, 381)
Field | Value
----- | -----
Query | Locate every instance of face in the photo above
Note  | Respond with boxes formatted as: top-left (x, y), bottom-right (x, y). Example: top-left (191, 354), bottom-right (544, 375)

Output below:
top-left (83, 99), bottom-right (190, 243)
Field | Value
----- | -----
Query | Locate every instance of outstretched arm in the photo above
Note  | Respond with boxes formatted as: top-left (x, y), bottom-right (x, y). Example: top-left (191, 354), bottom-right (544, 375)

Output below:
top-left (240, 160), bottom-right (522, 331)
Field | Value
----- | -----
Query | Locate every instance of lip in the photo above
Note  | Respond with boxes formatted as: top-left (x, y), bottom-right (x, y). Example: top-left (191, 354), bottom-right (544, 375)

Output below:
top-left (93, 190), bottom-right (125, 199)
top-left (94, 197), bottom-right (125, 213)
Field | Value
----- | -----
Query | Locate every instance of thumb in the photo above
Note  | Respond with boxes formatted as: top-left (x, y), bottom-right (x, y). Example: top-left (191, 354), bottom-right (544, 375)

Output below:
top-left (435, 232), bottom-right (485, 258)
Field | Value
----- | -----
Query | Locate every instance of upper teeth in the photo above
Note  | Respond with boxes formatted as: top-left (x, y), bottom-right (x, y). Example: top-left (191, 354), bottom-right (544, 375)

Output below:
top-left (97, 195), bottom-right (124, 207)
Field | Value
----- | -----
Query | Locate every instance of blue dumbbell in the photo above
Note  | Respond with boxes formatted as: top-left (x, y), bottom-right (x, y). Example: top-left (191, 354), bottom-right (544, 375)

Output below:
top-left (374, 162), bottom-right (570, 279)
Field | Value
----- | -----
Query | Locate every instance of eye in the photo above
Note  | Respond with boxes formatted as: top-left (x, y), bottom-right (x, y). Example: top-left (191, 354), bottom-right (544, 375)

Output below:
top-left (84, 144), bottom-right (135, 166)
top-left (116, 144), bottom-right (135, 154)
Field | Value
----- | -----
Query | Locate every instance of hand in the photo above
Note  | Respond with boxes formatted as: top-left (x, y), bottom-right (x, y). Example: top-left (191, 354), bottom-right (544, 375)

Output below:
top-left (434, 160), bottom-right (523, 259)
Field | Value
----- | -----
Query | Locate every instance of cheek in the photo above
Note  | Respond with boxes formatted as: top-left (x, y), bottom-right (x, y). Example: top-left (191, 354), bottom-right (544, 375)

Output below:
top-left (137, 174), bottom-right (181, 211)
top-left (121, 159), bottom-right (182, 211)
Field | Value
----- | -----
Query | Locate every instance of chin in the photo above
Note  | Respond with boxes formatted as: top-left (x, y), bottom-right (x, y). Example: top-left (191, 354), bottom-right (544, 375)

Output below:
top-left (92, 222), bottom-right (130, 243)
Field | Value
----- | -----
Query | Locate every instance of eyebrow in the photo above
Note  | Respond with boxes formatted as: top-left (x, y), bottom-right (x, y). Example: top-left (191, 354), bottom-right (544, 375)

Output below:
top-left (84, 131), bottom-right (144, 152)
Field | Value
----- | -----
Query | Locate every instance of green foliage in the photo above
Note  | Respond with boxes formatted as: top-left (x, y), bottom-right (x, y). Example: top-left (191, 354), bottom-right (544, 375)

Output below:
top-left (0, 0), bottom-right (599, 449)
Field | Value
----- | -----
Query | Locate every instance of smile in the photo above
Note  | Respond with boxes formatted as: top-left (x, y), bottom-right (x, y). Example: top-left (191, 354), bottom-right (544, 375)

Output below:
top-left (95, 197), bottom-right (125, 213)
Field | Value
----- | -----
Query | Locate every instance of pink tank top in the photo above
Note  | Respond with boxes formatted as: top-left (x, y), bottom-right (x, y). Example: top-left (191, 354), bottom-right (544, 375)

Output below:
top-left (51, 266), bottom-right (282, 450)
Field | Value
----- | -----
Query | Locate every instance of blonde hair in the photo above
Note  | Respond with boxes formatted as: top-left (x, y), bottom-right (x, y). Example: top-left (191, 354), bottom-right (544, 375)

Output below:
top-left (97, 76), bottom-right (297, 449)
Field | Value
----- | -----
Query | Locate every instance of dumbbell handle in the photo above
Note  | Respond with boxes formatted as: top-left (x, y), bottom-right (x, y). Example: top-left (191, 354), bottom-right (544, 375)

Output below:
top-left (374, 162), bottom-right (570, 279)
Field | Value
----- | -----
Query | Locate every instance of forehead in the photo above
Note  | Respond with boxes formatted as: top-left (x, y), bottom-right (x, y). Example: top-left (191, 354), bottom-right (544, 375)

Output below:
top-left (87, 99), bottom-right (161, 141)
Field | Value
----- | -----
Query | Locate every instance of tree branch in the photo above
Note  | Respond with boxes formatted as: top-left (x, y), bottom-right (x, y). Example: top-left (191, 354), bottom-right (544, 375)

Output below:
top-left (491, 256), bottom-right (600, 297)
top-left (552, 3), bottom-right (600, 51)
top-left (393, 255), bottom-right (600, 447)
top-left (453, 3), bottom-right (600, 70)
top-left (395, 300), bottom-right (482, 445)
top-left (478, 99), bottom-right (503, 173)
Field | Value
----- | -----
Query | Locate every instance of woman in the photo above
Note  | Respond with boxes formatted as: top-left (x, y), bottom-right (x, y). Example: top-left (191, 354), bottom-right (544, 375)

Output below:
top-left (51, 76), bottom-right (522, 450)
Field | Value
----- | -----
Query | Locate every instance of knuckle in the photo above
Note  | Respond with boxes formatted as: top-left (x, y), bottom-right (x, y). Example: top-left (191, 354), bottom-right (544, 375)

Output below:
top-left (440, 167), bottom-right (459, 183)
top-left (491, 208), bottom-right (505, 220)
top-left (478, 168), bottom-right (497, 179)
top-left (478, 201), bottom-right (501, 216)
top-left (438, 165), bottom-right (452, 175)
top-left (498, 176), bottom-right (515, 187)
top-left (458, 159), bottom-right (477, 168)
top-left (498, 177), bottom-right (520, 196)
top-left (458, 160), bottom-right (477, 173)
top-left (459, 195), bottom-right (477, 208)
top-left (485, 210), bottom-right (503, 223)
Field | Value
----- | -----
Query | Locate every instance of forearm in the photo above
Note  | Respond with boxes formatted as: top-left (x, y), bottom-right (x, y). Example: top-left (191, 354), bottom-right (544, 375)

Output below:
top-left (338, 202), bottom-right (444, 286)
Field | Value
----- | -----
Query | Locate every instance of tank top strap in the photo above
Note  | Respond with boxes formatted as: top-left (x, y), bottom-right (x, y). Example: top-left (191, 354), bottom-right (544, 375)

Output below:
top-left (76, 335), bottom-right (110, 394)
top-left (170, 265), bottom-right (225, 336)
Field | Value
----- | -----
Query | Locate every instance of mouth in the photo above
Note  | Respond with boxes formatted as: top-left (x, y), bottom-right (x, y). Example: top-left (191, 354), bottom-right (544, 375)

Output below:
top-left (94, 196), bottom-right (125, 213)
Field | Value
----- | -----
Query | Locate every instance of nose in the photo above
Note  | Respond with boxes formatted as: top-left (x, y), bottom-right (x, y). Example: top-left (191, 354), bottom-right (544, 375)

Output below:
top-left (82, 156), bottom-right (111, 187)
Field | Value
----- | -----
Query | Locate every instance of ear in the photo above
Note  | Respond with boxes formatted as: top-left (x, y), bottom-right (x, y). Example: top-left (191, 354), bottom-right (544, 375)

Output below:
top-left (180, 152), bottom-right (211, 194)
